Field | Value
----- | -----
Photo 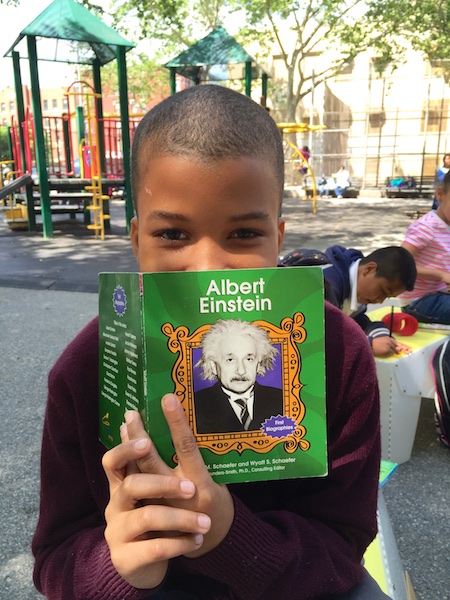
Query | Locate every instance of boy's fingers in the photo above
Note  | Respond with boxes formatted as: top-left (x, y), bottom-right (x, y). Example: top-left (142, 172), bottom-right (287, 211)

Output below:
top-left (162, 394), bottom-right (208, 481)
top-left (102, 439), bottom-right (174, 495)
top-left (113, 503), bottom-right (211, 541)
top-left (106, 473), bottom-right (197, 513)
top-left (124, 411), bottom-right (172, 477)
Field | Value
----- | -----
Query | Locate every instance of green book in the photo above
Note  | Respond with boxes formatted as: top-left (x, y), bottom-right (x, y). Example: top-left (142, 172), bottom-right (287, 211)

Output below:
top-left (99, 267), bottom-right (327, 484)
top-left (379, 460), bottom-right (398, 488)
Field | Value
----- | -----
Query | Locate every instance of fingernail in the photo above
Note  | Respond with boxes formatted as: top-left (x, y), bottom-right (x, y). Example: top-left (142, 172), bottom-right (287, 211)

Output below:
top-left (119, 423), bottom-right (127, 439)
top-left (134, 438), bottom-right (147, 450)
top-left (194, 534), bottom-right (204, 546)
top-left (125, 411), bottom-right (135, 423)
top-left (197, 514), bottom-right (211, 531)
top-left (163, 394), bottom-right (178, 411)
top-left (180, 479), bottom-right (195, 495)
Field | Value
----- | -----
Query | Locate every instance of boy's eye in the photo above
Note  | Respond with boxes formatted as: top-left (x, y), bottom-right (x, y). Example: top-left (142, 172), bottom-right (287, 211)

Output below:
top-left (156, 229), bottom-right (188, 241)
top-left (230, 229), bottom-right (262, 239)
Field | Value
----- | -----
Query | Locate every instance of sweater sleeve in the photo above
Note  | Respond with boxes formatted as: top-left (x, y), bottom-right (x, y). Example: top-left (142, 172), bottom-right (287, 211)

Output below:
top-left (173, 304), bottom-right (381, 599)
top-left (354, 311), bottom-right (390, 339)
top-left (32, 319), bottom-right (154, 600)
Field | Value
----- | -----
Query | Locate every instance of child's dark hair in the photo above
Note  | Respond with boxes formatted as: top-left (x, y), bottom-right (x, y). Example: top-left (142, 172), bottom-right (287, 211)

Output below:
top-left (361, 246), bottom-right (416, 291)
top-left (130, 85), bottom-right (284, 213)
top-left (442, 169), bottom-right (450, 191)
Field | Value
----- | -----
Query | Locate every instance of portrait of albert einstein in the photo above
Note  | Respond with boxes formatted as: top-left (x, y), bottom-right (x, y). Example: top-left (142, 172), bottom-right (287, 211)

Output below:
top-left (194, 319), bottom-right (283, 434)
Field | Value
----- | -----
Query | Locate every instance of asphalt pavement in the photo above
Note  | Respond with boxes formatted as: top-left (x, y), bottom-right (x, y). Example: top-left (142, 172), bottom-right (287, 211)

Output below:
top-left (0, 194), bottom-right (449, 600)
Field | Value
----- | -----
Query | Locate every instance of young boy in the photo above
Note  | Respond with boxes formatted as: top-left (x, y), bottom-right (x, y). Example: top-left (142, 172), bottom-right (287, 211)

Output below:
top-left (400, 170), bottom-right (450, 323)
top-left (32, 86), bottom-right (389, 599)
top-left (281, 245), bottom-right (417, 358)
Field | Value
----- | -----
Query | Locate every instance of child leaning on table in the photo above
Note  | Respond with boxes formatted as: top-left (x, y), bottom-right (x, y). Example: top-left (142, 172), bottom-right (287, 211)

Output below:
top-left (282, 245), bottom-right (417, 358)
top-left (32, 85), bottom-right (390, 600)
top-left (399, 169), bottom-right (450, 325)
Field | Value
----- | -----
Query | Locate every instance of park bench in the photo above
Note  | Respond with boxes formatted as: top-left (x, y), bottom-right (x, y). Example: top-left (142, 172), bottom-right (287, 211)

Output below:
top-left (384, 175), bottom-right (435, 199)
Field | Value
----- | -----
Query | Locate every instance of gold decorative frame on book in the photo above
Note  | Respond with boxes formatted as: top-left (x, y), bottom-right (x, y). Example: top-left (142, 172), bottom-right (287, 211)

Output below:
top-left (162, 312), bottom-right (309, 456)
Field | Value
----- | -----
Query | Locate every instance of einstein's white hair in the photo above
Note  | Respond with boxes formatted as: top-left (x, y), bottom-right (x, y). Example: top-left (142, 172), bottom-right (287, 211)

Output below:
top-left (195, 319), bottom-right (278, 381)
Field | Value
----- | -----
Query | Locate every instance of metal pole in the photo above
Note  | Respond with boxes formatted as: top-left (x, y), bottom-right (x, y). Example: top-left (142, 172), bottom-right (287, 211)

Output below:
top-left (117, 46), bottom-right (133, 231)
top-left (93, 58), bottom-right (106, 174)
top-left (261, 73), bottom-right (268, 105)
top-left (27, 35), bottom-right (53, 238)
top-left (170, 68), bottom-right (176, 95)
top-left (309, 70), bottom-right (315, 154)
top-left (12, 50), bottom-right (36, 230)
top-left (245, 62), bottom-right (252, 97)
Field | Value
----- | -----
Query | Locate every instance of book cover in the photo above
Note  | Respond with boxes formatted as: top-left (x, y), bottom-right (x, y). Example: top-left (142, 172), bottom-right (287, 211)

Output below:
top-left (99, 267), bottom-right (327, 484)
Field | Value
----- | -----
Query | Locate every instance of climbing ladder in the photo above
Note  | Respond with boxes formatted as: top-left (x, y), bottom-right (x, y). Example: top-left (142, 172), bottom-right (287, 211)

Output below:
top-left (66, 81), bottom-right (110, 239)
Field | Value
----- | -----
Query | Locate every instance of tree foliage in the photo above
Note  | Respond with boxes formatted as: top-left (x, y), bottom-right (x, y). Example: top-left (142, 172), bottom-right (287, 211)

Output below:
top-left (111, 0), bottom-right (226, 50)
top-left (100, 53), bottom-right (170, 112)
top-left (0, 126), bottom-right (12, 162)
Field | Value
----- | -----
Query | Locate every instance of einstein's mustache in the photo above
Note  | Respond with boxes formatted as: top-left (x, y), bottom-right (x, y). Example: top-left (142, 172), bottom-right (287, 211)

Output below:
top-left (230, 376), bottom-right (250, 382)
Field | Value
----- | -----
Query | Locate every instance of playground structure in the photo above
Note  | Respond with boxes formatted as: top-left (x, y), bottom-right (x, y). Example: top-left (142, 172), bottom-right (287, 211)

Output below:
top-left (2, 0), bottom-right (135, 239)
top-left (277, 122), bottom-right (327, 214)
top-left (1, 81), bottom-right (144, 238)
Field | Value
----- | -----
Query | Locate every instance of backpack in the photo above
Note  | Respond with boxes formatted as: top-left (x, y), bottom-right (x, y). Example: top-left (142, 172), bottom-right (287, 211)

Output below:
top-left (431, 339), bottom-right (450, 448)
top-left (279, 248), bottom-right (338, 306)
top-left (280, 248), bottom-right (330, 267)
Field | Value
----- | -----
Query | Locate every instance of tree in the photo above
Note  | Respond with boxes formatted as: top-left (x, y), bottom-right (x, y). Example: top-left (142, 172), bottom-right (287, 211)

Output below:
top-left (93, 1), bottom-right (450, 120)
top-left (366, 0), bottom-right (450, 80)
top-left (94, 53), bottom-right (170, 111)
top-left (0, 126), bottom-right (12, 162)
top-left (109, 0), bottom-right (411, 121)
top-left (111, 0), bottom-right (226, 51)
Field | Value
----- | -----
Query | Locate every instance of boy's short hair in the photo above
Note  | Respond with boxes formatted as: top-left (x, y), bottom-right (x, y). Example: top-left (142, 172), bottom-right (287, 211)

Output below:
top-left (130, 84), bottom-right (284, 213)
top-left (442, 169), bottom-right (450, 191)
top-left (361, 246), bottom-right (416, 291)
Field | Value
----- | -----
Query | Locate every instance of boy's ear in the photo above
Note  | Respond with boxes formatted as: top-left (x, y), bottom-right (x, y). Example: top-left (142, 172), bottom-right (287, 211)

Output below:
top-left (277, 218), bottom-right (285, 253)
top-left (360, 261), bottom-right (378, 277)
top-left (130, 216), bottom-right (139, 259)
top-left (436, 186), bottom-right (444, 203)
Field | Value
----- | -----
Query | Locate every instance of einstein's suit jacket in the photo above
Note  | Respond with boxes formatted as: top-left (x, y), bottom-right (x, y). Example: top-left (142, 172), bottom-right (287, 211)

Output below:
top-left (194, 381), bottom-right (284, 434)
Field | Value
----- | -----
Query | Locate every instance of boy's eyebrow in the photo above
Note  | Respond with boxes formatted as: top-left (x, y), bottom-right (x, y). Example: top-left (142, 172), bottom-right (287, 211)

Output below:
top-left (229, 211), bottom-right (270, 222)
top-left (144, 210), bottom-right (271, 222)
top-left (145, 211), bottom-right (188, 222)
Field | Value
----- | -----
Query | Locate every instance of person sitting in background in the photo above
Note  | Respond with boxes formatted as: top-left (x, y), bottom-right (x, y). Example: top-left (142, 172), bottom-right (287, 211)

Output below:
top-left (282, 245), bottom-right (417, 358)
top-left (333, 166), bottom-right (350, 198)
top-left (317, 173), bottom-right (329, 197)
top-left (400, 169), bottom-right (450, 323)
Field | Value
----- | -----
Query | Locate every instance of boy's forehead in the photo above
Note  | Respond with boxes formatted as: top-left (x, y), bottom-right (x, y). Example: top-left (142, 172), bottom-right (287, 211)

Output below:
top-left (136, 153), bottom-right (282, 210)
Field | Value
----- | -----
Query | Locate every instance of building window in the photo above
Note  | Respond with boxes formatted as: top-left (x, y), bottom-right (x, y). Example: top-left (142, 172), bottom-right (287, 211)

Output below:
top-left (9, 101), bottom-right (14, 112)
top-left (339, 60), bottom-right (354, 76)
top-left (368, 111), bottom-right (386, 134)
top-left (421, 100), bottom-right (448, 133)
top-left (62, 98), bottom-right (68, 111)
top-left (52, 99), bottom-right (57, 109)
top-left (43, 99), bottom-right (48, 111)
top-left (1, 103), bottom-right (5, 113)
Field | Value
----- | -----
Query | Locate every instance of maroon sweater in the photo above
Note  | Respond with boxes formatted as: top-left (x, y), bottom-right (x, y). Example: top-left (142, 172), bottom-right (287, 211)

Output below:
top-left (32, 303), bottom-right (381, 600)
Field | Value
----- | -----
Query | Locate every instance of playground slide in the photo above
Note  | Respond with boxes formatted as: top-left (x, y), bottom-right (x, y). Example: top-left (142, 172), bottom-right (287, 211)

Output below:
top-left (0, 173), bottom-right (33, 201)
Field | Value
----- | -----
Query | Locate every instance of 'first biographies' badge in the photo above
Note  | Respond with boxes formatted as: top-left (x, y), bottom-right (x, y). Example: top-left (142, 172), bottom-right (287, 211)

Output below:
top-left (112, 286), bottom-right (127, 317)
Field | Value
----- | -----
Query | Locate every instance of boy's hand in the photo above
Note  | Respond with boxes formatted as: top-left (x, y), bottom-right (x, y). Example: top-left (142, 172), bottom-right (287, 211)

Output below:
top-left (102, 437), bottom-right (211, 590)
top-left (372, 335), bottom-right (409, 357)
top-left (393, 340), bottom-right (412, 355)
top-left (123, 398), bottom-right (235, 558)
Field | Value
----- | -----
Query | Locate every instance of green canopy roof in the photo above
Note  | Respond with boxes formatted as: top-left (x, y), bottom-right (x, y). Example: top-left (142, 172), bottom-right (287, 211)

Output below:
top-left (165, 26), bottom-right (268, 82)
top-left (4, 0), bottom-right (134, 66)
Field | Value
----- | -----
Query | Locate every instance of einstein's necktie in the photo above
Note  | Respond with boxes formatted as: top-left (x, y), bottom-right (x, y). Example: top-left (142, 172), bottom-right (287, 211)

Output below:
top-left (235, 398), bottom-right (251, 430)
